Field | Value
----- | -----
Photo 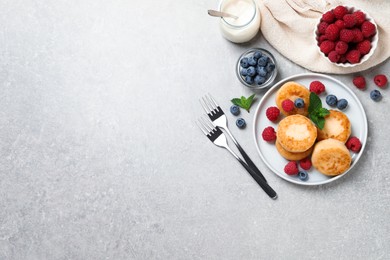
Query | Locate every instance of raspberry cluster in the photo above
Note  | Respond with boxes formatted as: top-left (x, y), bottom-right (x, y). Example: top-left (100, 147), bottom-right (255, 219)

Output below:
top-left (316, 6), bottom-right (377, 64)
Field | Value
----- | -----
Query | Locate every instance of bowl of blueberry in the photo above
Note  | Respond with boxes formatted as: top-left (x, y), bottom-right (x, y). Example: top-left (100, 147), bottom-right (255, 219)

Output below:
top-left (236, 48), bottom-right (277, 89)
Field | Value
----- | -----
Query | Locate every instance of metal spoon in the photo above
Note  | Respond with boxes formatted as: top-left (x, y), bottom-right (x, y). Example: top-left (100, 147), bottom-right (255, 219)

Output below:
top-left (208, 9), bottom-right (238, 19)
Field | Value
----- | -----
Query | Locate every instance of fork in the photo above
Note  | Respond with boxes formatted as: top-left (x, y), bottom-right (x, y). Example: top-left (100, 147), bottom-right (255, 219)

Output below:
top-left (200, 94), bottom-right (267, 183)
top-left (197, 116), bottom-right (277, 199)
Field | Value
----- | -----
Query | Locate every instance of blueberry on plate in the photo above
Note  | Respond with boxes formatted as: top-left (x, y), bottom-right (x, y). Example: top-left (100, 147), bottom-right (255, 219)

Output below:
top-left (244, 75), bottom-right (254, 85)
top-left (257, 56), bottom-right (268, 66)
top-left (337, 98), bottom-right (348, 110)
top-left (370, 90), bottom-right (382, 101)
top-left (294, 98), bottom-right (304, 108)
top-left (248, 57), bottom-right (257, 66)
top-left (236, 118), bottom-right (246, 129)
top-left (246, 66), bottom-right (256, 77)
top-left (240, 57), bottom-right (249, 68)
top-left (256, 66), bottom-right (267, 77)
top-left (298, 170), bottom-right (308, 181)
top-left (230, 105), bottom-right (240, 116)
top-left (254, 75), bottom-right (266, 85)
top-left (326, 94), bottom-right (337, 107)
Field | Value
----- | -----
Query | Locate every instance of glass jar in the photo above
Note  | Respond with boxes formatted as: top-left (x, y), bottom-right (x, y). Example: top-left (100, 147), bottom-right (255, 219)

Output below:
top-left (218, 0), bottom-right (261, 43)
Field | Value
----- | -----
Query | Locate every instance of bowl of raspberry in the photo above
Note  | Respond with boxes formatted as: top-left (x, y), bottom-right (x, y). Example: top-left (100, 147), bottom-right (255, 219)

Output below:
top-left (315, 5), bottom-right (378, 67)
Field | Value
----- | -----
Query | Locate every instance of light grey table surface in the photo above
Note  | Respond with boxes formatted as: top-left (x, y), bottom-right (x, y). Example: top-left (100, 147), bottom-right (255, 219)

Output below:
top-left (1, 1), bottom-right (389, 259)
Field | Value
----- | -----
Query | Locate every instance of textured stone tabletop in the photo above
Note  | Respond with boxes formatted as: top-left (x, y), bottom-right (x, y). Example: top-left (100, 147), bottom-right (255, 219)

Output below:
top-left (1, 1), bottom-right (389, 259)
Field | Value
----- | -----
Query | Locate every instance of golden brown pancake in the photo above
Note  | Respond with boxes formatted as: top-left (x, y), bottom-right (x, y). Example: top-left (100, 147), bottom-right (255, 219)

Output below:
top-left (317, 110), bottom-right (351, 143)
top-left (312, 139), bottom-right (352, 176)
top-left (275, 138), bottom-right (314, 161)
top-left (275, 81), bottom-right (311, 116)
top-left (277, 115), bottom-right (317, 153)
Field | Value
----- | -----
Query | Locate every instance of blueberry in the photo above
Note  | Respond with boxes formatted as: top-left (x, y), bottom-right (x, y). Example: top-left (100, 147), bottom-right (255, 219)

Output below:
top-left (370, 90), bottom-right (382, 101)
top-left (256, 66), bottom-right (267, 77)
top-left (253, 51), bottom-right (263, 59)
top-left (266, 62), bottom-right (275, 72)
top-left (248, 57), bottom-right (257, 66)
top-left (337, 98), bottom-right (348, 110)
top-left (240, 68), bottom-right (248, 77)
top-left (326, 94), bottom-right (338, 107)
top-left (294, 98), bottom-right (305, 108)
top-left (244, 75), bottom-right (254, 85)
top-left (257, 56), bottom-right (269, 66)
top-left (246, 66), bottom-right (256, 77)
top-left (254, 75), bottom-right (266, 85)
top-left (236, 118), bottom-right (246, 129)
top-left (230, 105), bottom-right (240, 116)
top-left (240, 57), bottom-right (249, 68)
top-left (298, 171), bottom-right (308, 181)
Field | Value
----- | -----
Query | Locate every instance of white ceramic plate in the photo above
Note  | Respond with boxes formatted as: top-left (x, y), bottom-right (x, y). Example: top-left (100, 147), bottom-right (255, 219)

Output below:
top-left (253, 73), bottom-right (368, 185)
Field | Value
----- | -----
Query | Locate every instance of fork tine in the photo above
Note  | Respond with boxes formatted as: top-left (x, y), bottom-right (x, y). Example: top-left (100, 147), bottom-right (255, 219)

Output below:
top-left (204, 94), bottom-right (217, 111)
top-left (196, 119), bottom-right (208, 135)
top-left (199, 98), bottom-right (211, 114)
top-left (200, 116), bottom-right (213, 133)
top-left (202, 116), bottom-right (216, 130)
top-left (207, 93), bottom-right (219, 109)
top-left (201, 96), bottom-right (214, 113)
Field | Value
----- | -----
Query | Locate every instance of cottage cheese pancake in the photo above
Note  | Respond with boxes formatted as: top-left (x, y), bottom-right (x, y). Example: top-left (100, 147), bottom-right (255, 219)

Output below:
top-left (275, 81), bottom-right (310, 116)
top-left (275, 138), bottom-right (314, 161)
top-left (312, 138), bottom-right (352, 176)
top-left (277, 114), bottom-right (317, 152)
top-left (317, 110), bottom-right (351, 143)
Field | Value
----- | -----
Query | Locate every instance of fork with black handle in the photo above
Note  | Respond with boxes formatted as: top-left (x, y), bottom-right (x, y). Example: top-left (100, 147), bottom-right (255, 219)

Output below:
top-left (200, 94), bottom-right (267, 183)
top-left (197, 116), bottom-right (277, 200)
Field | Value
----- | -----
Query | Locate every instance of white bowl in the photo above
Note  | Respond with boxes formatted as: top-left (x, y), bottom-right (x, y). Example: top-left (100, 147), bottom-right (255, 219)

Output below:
top-left (314, 6), bottom-right (379, 68)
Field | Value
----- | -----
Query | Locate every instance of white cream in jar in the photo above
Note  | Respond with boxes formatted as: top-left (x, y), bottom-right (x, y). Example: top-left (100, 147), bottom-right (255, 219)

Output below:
top-left (219, 0), bottom-right (261, 43)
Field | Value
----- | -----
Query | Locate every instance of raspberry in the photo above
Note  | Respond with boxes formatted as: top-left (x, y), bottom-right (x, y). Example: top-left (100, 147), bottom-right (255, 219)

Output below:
top-left (281, 99), bottom-right (294, 112)
top-left (265, 106), bottom-right (280, 122)
top-left (339, 29), bottom-right (355, 43)
top-left (346, 50), bottom-right (361, 64)
top-left (321, 11), bottom-right (335, 23)
top-left (353, 11), bottom-right (366, 26)
top-left (333, 5), bottom-right (348, 19)
top-left (346, 136), bottom-right (362, 153)
top-left (352, 76), bottom-right (366, 89)
top-left (310, 81), bottom-right (326, 95)
top-left (284, 161), bottom-right (299, 175)
top-left (335, 41), bottom-right (348, 55)
top-left (374, 74), bottom-right (388, 88)
top-left (325, 24), bottom-right (340, 41)
top-left (317, 35), bottom-right (328, 45)
top-left (339, 55), bottom-right (347, 63)
top-left (343, 14), bottom-right (356, 28)
top-left (328, 51), bottom-right (340, 63)
top-left (334, 19), bottom-right (346, 29)
top-left (356, 40), bottom-right (371, 55)
top-left (319, 40), bottom-right (335, 55)
top-left (352, 28), bottom-right (364, 43)
top-left (317, 21), bottom-right (329, 35)
top-left (333, 6), bottom-right (348, 20)
top-left (299, 157), bottom-right (312, 170)
top-left (361, 21), bottom-right (376, 38)
top-left (262, 126), bottom-right (276, 142)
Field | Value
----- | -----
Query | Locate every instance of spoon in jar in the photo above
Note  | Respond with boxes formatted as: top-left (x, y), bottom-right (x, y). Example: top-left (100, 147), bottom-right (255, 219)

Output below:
top-left (208, 9), bottom-right (238, 19)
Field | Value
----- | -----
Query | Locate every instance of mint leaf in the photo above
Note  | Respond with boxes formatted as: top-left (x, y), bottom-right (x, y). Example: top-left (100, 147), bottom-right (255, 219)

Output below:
top-left (308, 92), bottom-right (322, 114)
top-left (308, 92), bottom-right (329, 130)
top-left (231, 94), bottom-right (256, 112)
top-left (317, 107), bottom-right (330, 117)
top-left (316, 117), bottom-right (326, 129)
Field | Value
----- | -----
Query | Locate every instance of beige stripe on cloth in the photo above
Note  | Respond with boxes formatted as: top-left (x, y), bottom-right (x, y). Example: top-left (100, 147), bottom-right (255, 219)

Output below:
top-left (258, 0), bottom-right (390, 74)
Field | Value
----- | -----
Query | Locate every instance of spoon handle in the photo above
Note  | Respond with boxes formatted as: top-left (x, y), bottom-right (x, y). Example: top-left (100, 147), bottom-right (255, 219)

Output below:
top-left (207, 9), bottom-right (238, 19)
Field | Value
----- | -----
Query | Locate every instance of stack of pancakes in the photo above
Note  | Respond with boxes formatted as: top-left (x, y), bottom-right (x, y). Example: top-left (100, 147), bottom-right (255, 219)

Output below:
top-left (275, 81), bottom-right (353, 176)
